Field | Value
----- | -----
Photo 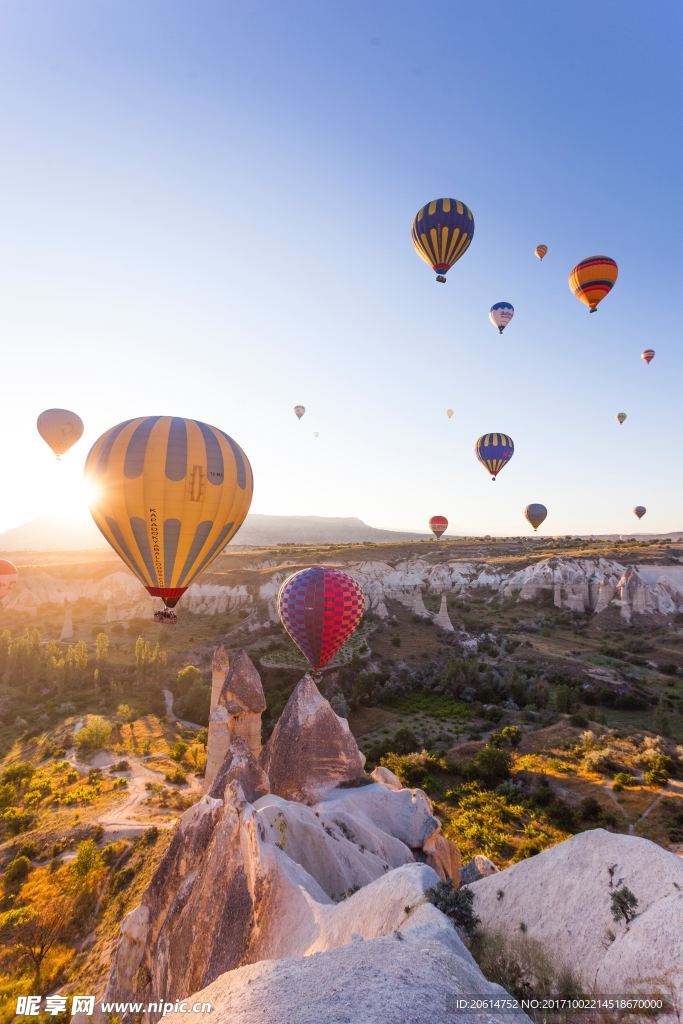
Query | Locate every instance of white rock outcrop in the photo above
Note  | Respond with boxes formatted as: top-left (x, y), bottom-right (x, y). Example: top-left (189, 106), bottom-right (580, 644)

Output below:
top-left (7, 555), bottom-right (682, 626)
top-left (162, 901), bottom-right (530, 1024)
top-left (467, 829), bottom-right (683, 1018)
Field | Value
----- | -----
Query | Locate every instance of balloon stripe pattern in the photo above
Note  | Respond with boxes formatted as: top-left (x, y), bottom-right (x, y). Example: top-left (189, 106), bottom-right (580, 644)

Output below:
top-left (411, 198), bottom-right (474, 280)
top-left (277, 566), bottom-right (365, 671)
top-left (476, 433), bottom-right (514, 480)
top-left (429, 515), bottom-right (448, 539)
top-left (85, 416), bottom-right (253, 608)
top-left (568, 256), bottom-right (618, 312)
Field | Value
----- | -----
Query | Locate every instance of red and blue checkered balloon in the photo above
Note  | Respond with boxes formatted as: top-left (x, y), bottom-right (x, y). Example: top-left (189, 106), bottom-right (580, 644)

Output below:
top-left (277, 566), bottom-right (365, 670)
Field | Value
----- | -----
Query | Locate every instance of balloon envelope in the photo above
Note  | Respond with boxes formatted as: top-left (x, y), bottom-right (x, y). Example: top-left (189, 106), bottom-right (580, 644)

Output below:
top-left (641, 349), bottom-right (655, 364)
top-left (525, 503), bottom-right (548, 531)
top-left (37, 409), bottom-right (84, 457)
top-left (617, 412), bottom-right (627, 425)
top-left (535, 244), bottom-right (548, 260)
top-left (476, 433), bottom-right (514, 480)
top-left (429, 515), bottom-right (448, 539)
top-left (277, 566), bottom-right (365, 670)
top-left (489, 302), bottom-right (514, 334)
top-left (569, 256), bottom-right (618, 312)
top-left (0, 559), bottom-right (18, 599)
top-left (633, 506), bottom-right (646, 519)
top-left (294, 405), bottom-right (305, 420)
top-left (84, 416), bottom-right (253, 608)
top-left (411, 198), bottom-right (474, 282)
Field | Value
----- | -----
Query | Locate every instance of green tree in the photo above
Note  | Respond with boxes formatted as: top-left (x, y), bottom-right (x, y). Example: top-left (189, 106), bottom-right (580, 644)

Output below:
top-left (73, 839), bottom-right (103, 878)
top-left (75, 716), bottom-right (112, 753)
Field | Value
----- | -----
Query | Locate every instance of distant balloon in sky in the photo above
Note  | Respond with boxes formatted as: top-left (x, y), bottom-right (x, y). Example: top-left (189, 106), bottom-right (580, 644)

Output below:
top-left (476, 433), bottom-right (514, 481)
top-left (429, 515), bottom-right (448, 540)
top-left (37, 409), bottom-right (84, 459)
top-left (313, 431), bottom-right (320, 438)
top-left (525, 503), bottom-right (548, 531)
top-left (616, 412), bottom-right (627, 425)
top-left (633, 506), bottom-right (647, 520)
top-left (489, 302), bottom-right (514, 334)
top-left (294, 405), bottom-right (305, 420)
top-left (85, 416), bottom-right (253, 611)
top-left (569, 256), bottom-right (618, 312)
top-left (277, 566), bottom-right (365, 671)
top-left (0, 559), bottom-right (18, 599)
top-left (535, 244), bottom-right (548, 260)
top-left (641, 349), bottom-right (655, 365)
top-left (411, 198), bottom-right (475, 283)
top-left (446, 409), bottom-right (454, 419)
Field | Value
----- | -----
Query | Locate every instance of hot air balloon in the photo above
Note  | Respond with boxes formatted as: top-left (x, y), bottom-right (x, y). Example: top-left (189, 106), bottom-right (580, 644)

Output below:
top-left (535, 244), bottom-right (548, 261)
top-left (277, 566), bottom-right (365, 671)
top-left (446, 409), bottom-right (454, 419)
top-left (37, 409), bottom-right (84, 458)
top-left (633, 506), bottom-right (646, 520)
top-left (294, 405), bottom-right (305, 420)
top-left (525, 504), bottom-right (548, 531)
top-left (0, 560), bottom-right (18, 599)
top-left (476, 433), bottom-right (514, 480)
top-left (568, 256), bottom-right (618, 312)
top-left (84, 416), bottom-right (253, 612)
top-left (641, 349), bottom-right (655, 365)
top-left (313, 431), bottom-right (320, 438)
top-left (411, 198), bottom-right (475, 283)
top-left (429, 515), bottom-right (448, 540)
top-left (489, 302), bottom-right (514, 334)
top-left (616, 412), bottom-right (627, 425)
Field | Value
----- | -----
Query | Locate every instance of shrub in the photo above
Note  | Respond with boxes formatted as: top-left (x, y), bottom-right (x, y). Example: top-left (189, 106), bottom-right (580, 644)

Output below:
top-left (109, 866), bottom-right (136, 893)
top-left (392, 726), bottom-right (419, 755)
top-left (470, 927), bottom-right (583, 1002)
top-left (426, 880), bottom-right (479, 939)
top-left (74, 839), bottom-right (103, 878)
top-left (464, 746), bottom-right (512, 787)
top-left (612, 772), bottom-right (636, 792)
top-left (75, 716), bottom-right (112, 753)
top-left (610, 885), bottom-right (638, 925)
top-left (579, 796), bottom-right (603, 822)
top-left (165, 767), bottom-right (187, 786)
top-left (380, 750), bottom-right (447, 788)
top-left (170, 742), bottom-right (188, 763)
top-left (0, 783), bottom-right (17, 809)
top-left (489, 726), bottom-right (522, 750)
top-left (4, 855), bottom-right (31, 885)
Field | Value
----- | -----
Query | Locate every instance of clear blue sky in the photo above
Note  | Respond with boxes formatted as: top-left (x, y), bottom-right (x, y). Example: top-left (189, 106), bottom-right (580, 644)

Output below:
top-left (0, 0), bottom-right (680, 537)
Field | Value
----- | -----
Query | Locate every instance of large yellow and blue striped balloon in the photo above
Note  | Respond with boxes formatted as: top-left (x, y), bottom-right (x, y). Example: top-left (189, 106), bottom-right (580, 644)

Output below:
top-left (411, 198), bottom-right (474, 283)
top-left (475, 433), bottom-right (514, 481)
top-left (85, 417), bottom-right (253, 608)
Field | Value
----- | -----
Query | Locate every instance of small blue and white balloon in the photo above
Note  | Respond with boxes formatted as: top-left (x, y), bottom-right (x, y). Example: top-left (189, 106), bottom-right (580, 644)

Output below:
top-left (489, 302), bottom-right (515, 334)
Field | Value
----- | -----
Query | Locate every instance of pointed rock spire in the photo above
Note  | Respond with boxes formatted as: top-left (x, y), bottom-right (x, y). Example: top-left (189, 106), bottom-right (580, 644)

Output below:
top-left (259, 675), bottom-right (366, 802)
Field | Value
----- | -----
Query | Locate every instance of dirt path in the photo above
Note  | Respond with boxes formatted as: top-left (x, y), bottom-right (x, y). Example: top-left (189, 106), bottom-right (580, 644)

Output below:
top-left (162, 687), bottom-right (203, 732)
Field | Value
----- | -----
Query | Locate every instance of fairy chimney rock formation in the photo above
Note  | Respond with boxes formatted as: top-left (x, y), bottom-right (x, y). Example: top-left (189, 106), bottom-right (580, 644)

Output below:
top-left (211, 645), bottom-right (231, 712)
top-left (259, 674), bottom-right (366, 802)
top-left (205, 649), bottom-right (266, 790)
top-left (434, 593), bottom-right (455, 632)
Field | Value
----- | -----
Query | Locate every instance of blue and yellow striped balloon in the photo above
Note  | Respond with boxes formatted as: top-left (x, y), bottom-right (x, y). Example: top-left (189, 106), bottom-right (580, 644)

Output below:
top-left (411, 198), bottom-right (474, 283)
top-left (85, 416), bottom-right (253, 608)
top-left (475, 433), bottom-right (514, 481)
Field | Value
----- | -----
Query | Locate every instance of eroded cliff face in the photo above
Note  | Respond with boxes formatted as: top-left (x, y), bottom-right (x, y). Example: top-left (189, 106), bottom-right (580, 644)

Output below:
top-left (8, 556), bottom-right (682, 624)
